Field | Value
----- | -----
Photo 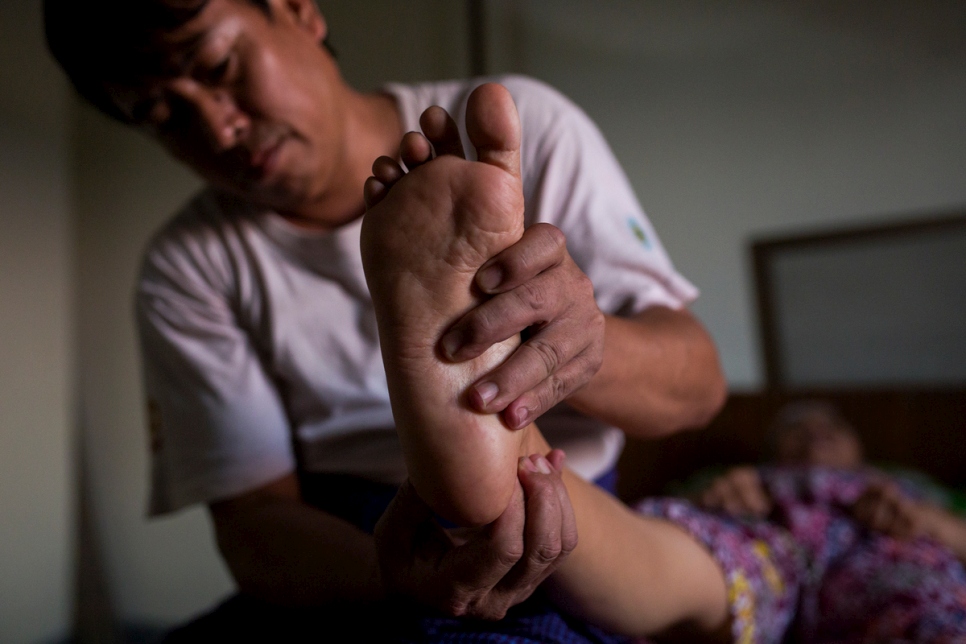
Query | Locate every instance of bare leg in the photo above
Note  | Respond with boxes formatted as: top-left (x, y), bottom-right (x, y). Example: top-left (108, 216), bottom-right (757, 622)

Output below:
top-left (361, 84), bottom-right (730, 639)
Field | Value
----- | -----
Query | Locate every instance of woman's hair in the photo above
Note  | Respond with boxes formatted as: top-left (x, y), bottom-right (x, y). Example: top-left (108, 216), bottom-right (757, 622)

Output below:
top-left (43, 0), bottom-right (269, 123)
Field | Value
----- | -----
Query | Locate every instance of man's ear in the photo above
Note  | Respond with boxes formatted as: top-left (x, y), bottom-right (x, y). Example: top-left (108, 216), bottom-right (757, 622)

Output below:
top-left (277, 0), bottom-right (327, 42)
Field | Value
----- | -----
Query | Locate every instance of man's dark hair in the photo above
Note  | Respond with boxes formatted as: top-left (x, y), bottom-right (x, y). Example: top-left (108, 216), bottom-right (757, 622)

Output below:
top-left (43, 0), bottom-right (270, 123)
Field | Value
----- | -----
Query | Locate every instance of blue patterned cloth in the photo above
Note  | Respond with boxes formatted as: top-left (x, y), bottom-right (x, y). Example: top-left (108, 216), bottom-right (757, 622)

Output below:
top-left (395, 594), bottom-right (627, 643)
top-left (183, 470), bottom-right (630, 644)
top-left (322, 471), bottom-right (627, 643)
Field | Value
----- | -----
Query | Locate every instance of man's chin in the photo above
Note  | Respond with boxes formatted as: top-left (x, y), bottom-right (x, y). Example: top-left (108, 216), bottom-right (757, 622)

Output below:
top-left (218, 178), bottom-right (303, 212)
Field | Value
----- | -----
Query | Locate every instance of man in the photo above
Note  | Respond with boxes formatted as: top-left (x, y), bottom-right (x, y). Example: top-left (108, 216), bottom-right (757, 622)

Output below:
top-left (45, 0), bottom-right (726, 638)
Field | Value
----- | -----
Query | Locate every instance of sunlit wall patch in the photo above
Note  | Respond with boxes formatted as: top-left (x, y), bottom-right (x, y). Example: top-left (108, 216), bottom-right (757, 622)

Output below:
top-left (627, 217), bottom-right (652, 249)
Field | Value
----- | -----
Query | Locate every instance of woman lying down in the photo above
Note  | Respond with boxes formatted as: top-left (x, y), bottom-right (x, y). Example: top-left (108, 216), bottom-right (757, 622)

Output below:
top-left (665, 400), bottom-right (966, 643)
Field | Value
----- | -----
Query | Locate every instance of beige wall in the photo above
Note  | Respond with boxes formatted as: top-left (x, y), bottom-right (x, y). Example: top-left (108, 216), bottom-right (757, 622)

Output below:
top-left (319, 0), bottom-right (470, 90)
top-left (487, 0), bottom-right (966, 388)
top-left (0, 1), bottom-right (73, 641)
top-left (73, 103), bottom-right (226, 625)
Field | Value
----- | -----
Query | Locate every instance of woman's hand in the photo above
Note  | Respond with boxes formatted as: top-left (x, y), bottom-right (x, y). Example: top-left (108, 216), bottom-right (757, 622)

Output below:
top-left (697, 466), bottom-right (773, 518)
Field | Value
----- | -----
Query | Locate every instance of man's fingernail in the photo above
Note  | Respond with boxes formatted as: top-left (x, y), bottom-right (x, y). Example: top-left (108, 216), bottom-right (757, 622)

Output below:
top-left (475, 382), bottom-right (498, 405)
top-left (512, 406), bottom-right (530, 428)
top-left (478, 265), bottom-right (503, 291)
top-left (532, 455), bottom-right (552, 475)
top-left (441, 331), bottom-right (461, 359)
top-left (520, 457), bottom-right (538, 473)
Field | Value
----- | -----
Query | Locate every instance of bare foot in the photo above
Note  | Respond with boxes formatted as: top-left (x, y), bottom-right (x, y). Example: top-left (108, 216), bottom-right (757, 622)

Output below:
top-left (361, 84), bottom-right (540, 526)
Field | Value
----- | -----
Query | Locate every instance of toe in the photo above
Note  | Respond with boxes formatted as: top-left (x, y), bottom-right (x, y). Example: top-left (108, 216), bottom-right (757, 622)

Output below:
top-left (400, 131), bottom-right (434, 171)
top-left (465, 83), bottom-right (521, 180)
top-left (372, 155), bottom-right (405, 186)
top-left (364, 176), bottom-right (388, 209)
top-left (420, 106), bottom-right (466, 159)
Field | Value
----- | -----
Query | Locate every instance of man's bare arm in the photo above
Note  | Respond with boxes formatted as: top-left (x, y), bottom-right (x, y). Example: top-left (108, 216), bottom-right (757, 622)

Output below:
top-left (209, 466), bottom-right (577, 616)
top-left (444, 224), bottom-right (726, 436)
top-left (567, 306), bottom-right (727, 437)
top-left (209, 473), bottom-right (384, 606)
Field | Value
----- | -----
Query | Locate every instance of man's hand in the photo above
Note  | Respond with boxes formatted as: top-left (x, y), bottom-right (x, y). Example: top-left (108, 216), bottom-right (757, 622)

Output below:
top-left (851, 480), bottom-right (945, 541)
top-left (697, 466), bottom-right (772, 518)
top-left (374, 450), bottom-right (577, 620)
top-left (439, 224), bottom-right (605, 429)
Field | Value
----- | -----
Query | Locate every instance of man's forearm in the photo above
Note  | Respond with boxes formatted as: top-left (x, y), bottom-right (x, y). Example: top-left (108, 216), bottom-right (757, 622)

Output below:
top-left (567, 306), bottom-right (727, 438)
top-left (210, 475), bottom-right (384, 606)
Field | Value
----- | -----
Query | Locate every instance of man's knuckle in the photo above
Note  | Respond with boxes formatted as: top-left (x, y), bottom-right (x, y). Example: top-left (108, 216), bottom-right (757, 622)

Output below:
top-left (539, 224), bottom-right (567, 256)
top-left (496, 543), bottom-right (525, 568)
top-left (463, 595), bottom-right (504, 621)
top-left (518, 279), bottom-right (549, 313)
top-left (561, 530), bottom-right (578, 556)
top-left (541, 374), bottom-right (569, 409)
top-left (444, 592), bottom-right (471, 617)
top-left (524, 339), bottom-right (563, 375)
top-left (574, 269), bottom-right (595, 295)
top-left (570, 351), bottom-right (599, 389)
top-left (589, 307), bottom-right (606, 339)
top-left (461, 313), bottom-right (499, 350)
top-left (531, 540), bottom-right (562, 567)
top-left (494, 250), bottom-right (524, 285)
top-left (482, 603), bottom-right (510, 621)
top-left (585, 341), bottom-right (604, 372)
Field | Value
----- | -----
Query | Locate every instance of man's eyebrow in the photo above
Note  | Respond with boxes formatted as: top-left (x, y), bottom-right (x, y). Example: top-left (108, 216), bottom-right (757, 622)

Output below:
top-left (162, 30), bottom-right (209, 75)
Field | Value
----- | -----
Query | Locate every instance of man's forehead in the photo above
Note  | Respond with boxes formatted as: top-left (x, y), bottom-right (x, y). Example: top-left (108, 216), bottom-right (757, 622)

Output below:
top-left (142, 34), bottom-right (205, 78)
top-left (117, 0), bottom-right (248, 78)
top-left (106, 0), bottom-right (247, 115)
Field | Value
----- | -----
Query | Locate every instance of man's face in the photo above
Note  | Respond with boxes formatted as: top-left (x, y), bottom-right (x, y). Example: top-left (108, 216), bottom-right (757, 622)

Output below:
top-left (108, 0), bottom-right (345, 216)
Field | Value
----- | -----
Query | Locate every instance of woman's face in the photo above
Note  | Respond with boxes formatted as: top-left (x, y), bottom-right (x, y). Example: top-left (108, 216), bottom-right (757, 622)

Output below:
top-left (774, 409), bottom-right (864, 469)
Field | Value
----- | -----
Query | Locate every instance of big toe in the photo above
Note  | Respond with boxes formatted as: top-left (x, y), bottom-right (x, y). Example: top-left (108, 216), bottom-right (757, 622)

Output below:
top-left (465, 83), bottom-right (521, 180)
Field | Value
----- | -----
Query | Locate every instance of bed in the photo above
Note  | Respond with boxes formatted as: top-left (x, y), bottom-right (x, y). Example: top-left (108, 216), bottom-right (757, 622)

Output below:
top-left (616, 387), bottom-right (966, 502)
top-left (619, 211), bottom-right (966, 501)
top-left (618, 212), bottom-right (966, 642)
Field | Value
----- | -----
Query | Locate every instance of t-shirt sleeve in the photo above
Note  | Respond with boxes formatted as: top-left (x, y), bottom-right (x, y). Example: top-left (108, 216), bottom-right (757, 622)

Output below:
top-left (507, 76), bottom-right (698, 316)
top-left (136, 216), bottom-right (294, 516)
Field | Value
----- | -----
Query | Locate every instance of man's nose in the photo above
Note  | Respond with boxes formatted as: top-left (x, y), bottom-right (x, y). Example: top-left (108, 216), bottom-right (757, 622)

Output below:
top-left (197, 88), bottom-right (250, 151)
top-left (173, 82), bottom-right (250, 151)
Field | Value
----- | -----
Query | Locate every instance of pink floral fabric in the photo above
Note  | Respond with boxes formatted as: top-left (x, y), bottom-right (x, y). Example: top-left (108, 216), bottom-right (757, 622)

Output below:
top-left (636, 467), bottom-right (966, 643)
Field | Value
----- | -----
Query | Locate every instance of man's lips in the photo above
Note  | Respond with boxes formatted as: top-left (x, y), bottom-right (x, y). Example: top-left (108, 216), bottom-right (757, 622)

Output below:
top-left (246, 138), bottom-right (283, 183)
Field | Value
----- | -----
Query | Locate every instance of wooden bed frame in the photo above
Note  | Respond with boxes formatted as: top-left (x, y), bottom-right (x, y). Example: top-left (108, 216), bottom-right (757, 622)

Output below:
top-left (615, 388), bottom-right (966, 503)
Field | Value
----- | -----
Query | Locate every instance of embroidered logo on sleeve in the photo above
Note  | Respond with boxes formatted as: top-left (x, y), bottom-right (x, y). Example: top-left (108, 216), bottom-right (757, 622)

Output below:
top-left (626, 217), bottom-right (652, 249)
top-left (147, 398), bottom-right (164, 454)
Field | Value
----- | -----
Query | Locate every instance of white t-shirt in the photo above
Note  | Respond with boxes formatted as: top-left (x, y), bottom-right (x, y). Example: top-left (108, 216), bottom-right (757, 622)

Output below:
top-left (138, 75), bottom-right (697, 516)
